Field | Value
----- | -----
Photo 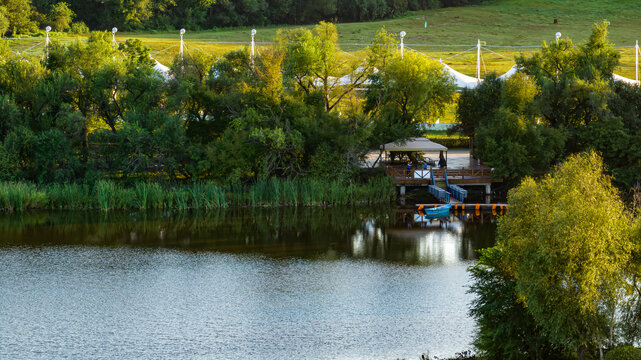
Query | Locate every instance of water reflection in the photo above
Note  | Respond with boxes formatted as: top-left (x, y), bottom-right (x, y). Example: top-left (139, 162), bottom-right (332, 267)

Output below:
top-left (0, 207), bottom-right (495, 265)
top-left (0, 207), bottom-right (497, 359)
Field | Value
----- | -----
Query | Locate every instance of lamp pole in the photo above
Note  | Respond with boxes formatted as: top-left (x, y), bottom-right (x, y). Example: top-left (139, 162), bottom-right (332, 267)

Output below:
top-left (634, 40), bottom-right (639, 86)
top-left (477, 39), bottom-right (481, 81)
top-left (555, 32), bottom-right (562, 44)
top-left (400, 31), bottom-right (406, 59)
top-left (45, 26), bottom-right (51, 59)
top-left (111, 27), bottom-right (117, 61)
top-left (111, 27), bottom-right (118, 48)
top-left (251, 29), bottom-right (256, 67)
top-left (179, 28), bottom-right (186, 62)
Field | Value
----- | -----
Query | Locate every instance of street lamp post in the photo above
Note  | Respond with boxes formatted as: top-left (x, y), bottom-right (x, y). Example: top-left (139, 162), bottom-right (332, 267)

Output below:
top-left (45, 26), bottom-right (51, 59)
top-left (634, 40), bottom-right (639, 86)
top-left (555, 32), bottom-right (562, 44)
top-left (477, 39), bottom-right (481, 81)
top-left (400, 31), bottom-right (406, 59)
top-left (111, 27), bottom-right (118, 60)
top-left (251, 29), bottom-right (256, 67)
top-left (112, 27), bottom-right (118, 47)
top-left (180, 28), bottom-right (186, 62)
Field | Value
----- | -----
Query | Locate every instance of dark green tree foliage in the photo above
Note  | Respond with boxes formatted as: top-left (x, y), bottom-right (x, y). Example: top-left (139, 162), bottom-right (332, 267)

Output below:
top-left (453, 73), bottom-right (503, 145)
top-left (467, 73), bottom-right (565, 184)
top-left (9, 0), bottom-right (485, 32)
top-left (463, 22), bottom-right (641, 188)
top-left (604, 346), bottom-right (641, 360)
top-left (517, 22), bottom-right (620, 129)
top-left (0, 25), bottom-right (414, 184)
top-left (469, 247), bottom-right (569, 360)
top-left (48, 2), bottom-right (74, 31)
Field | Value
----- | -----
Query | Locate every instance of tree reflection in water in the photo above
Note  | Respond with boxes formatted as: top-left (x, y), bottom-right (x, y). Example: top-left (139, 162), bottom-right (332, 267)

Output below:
top-left (0, 207), bottom-right (496, 265)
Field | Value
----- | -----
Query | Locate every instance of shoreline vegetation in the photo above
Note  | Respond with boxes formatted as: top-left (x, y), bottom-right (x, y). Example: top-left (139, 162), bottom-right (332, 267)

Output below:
top-left (0, 177), bottom-right (396, 212)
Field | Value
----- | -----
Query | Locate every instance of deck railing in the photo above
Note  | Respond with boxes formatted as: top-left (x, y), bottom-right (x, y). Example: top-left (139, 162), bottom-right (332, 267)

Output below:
top-left (386, 166), bottom-right (492, 181)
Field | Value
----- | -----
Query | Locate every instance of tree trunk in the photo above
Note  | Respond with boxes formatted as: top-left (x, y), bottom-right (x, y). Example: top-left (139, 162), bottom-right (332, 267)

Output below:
top-left (578, 345), bottom-right (586, 360)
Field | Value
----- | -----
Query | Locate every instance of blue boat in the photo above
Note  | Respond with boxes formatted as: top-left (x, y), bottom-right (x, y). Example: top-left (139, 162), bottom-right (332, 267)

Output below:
top-left (417, 204), bottom-right (452, 218)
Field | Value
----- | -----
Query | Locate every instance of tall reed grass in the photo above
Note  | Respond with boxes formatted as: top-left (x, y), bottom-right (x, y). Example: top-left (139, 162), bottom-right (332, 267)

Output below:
top-left (0, 177), bottom-right (396, 212)
top-left (0, 182), bottom-right (47, 212)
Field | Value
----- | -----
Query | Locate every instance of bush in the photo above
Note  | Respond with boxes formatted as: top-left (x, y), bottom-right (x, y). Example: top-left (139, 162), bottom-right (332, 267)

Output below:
top-left (69, 21), bottom-right (89, 34)
top-left (605, 346), bottom-right (641, 360)
top-left (436, 137), bottom-right (470, 149)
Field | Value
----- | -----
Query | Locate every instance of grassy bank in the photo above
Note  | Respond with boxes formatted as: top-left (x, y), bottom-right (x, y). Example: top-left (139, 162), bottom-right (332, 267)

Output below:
top-left (8, 0), bottom-right (641, 78)
top-left (0, 177), bottom-right (396, 212)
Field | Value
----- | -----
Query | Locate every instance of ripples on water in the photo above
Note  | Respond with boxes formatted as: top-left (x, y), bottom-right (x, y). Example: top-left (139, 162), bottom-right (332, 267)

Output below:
top-left (0, 208), bottom-right (496, 359)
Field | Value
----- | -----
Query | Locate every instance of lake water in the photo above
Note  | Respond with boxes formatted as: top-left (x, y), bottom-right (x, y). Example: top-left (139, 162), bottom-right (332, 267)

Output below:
top-left (0, 208), bottom-right (496, 359)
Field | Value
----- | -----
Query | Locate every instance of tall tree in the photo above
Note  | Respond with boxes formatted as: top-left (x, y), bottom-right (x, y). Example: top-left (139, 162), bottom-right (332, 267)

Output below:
top-left (0, 0), bottom-right (38, 35)
top-left (48, 2), bottom-right (75, 31)
top-left (472, 73), bottom-right (565, 184)
top-left (517, 21), bottom-right (620, 129)
top-left (281, 21), bottom-right (372, 112)
top-left (498, 152), bottom-right (635, 359)
top-left (365, 50), bottom-right (456, 145)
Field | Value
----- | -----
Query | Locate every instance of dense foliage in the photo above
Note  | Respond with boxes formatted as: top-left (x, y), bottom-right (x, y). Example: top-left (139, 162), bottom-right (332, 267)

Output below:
top-left (470, 152), bottom-right (641, 360)
top-left (0, 23), bottom-right (454, 190)
top-left (0, 0), bottom-right (486, 34)
top-left (605, 346), bottom-right (641, 360)
top-left (456, 22), bottom-right (641, 189)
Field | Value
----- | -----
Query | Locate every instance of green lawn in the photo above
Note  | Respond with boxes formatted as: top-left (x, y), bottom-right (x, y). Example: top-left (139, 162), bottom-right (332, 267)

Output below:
top-left (7, 0), bottom-right (641, 77)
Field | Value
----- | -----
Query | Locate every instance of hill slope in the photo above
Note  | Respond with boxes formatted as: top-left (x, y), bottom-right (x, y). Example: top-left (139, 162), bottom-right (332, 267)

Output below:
top-left (10, 0), bottom-right (641, 77)
top-left (132, 0), bottom-right (640, 46)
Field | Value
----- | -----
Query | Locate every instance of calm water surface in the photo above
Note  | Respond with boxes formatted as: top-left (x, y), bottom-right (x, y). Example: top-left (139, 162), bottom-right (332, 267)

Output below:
top-left (0, 208), bottom-right (496, 359)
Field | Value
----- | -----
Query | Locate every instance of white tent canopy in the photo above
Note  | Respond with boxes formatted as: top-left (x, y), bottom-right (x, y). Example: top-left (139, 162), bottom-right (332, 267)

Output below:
top-left (441, 63), bottom-right (482, 89)
top-left (321, 66), bottom-right (378, 87)
top-left (153, 60), bottom-right (172, 81)
top-left (497, 64), bottom-right (519, 81)
top-left (381, 137), bottom-right (448, 152)
top-left (441, 63), bottom-right (520, 89)
top-left (612, 73), bottom-right (640, 86)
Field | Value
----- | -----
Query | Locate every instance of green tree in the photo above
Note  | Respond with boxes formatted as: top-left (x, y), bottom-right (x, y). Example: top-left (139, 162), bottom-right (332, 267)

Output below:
top-left (472, 73), bottom-right (565, 184)
top-left (0, 0), bottom-right (38, 35)
top-left (48, 2), bottom-right (75, 31)
top-left (498, 152), bottom-right (635, 359)
top-left (120, 0), bottom-right (153, 29)
top-left (367, 27), bottom-right (398, 69)
top-left (503, 21), bottom-right (641, 189)
top-left (454, 74), bottom-right (508, 151)
top-left (280, 21), bottom-right (372, 112)
top-left (469, 246), bottom-right (569, 360)
top-left (365, 50), bottom-right (456, 145)
top-left (618, 214), bottom-right (641, 345)
top-left (517, 21), bottom-right (619, 130)
top-left (0, 7), bottom-right (10, 35)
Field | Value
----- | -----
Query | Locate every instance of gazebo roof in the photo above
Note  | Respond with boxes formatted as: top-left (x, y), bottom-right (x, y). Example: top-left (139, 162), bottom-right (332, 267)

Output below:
top-left (380, 137), bottom-right (448, 152)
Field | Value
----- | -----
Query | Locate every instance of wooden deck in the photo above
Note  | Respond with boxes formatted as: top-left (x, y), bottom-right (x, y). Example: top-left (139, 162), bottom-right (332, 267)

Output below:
top-left (386, 166), bottom-right (501, 185)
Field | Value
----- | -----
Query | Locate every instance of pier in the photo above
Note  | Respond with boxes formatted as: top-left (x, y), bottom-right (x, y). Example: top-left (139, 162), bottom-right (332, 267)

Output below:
top-left (378, 138), bottom-right (502, 203)
top-left (387, 165), bottom-right (501, 202)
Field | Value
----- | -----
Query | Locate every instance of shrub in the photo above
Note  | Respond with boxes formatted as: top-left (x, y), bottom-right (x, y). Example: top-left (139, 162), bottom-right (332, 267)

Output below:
top-left (605, 346), bottom-right (641, 360)
top-left (69, 21), bottom-right (89, 34)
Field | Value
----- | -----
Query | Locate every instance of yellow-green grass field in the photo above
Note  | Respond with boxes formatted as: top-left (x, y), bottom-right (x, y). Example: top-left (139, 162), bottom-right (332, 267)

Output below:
top-left (6, 0), bottom-right (641, 78)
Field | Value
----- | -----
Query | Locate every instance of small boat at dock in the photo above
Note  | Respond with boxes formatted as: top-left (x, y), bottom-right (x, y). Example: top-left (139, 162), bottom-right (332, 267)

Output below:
top-left (417, 203), bottom-right (452, 218)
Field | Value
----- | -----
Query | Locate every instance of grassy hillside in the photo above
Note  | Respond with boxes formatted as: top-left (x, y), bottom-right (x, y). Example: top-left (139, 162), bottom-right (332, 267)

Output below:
top-left (8, 0), bottom-right (641, 77)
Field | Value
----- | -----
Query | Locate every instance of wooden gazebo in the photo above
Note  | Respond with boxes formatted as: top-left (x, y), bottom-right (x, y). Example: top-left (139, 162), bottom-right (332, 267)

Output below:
top-left (380, 137), bottom-right (448, 165)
